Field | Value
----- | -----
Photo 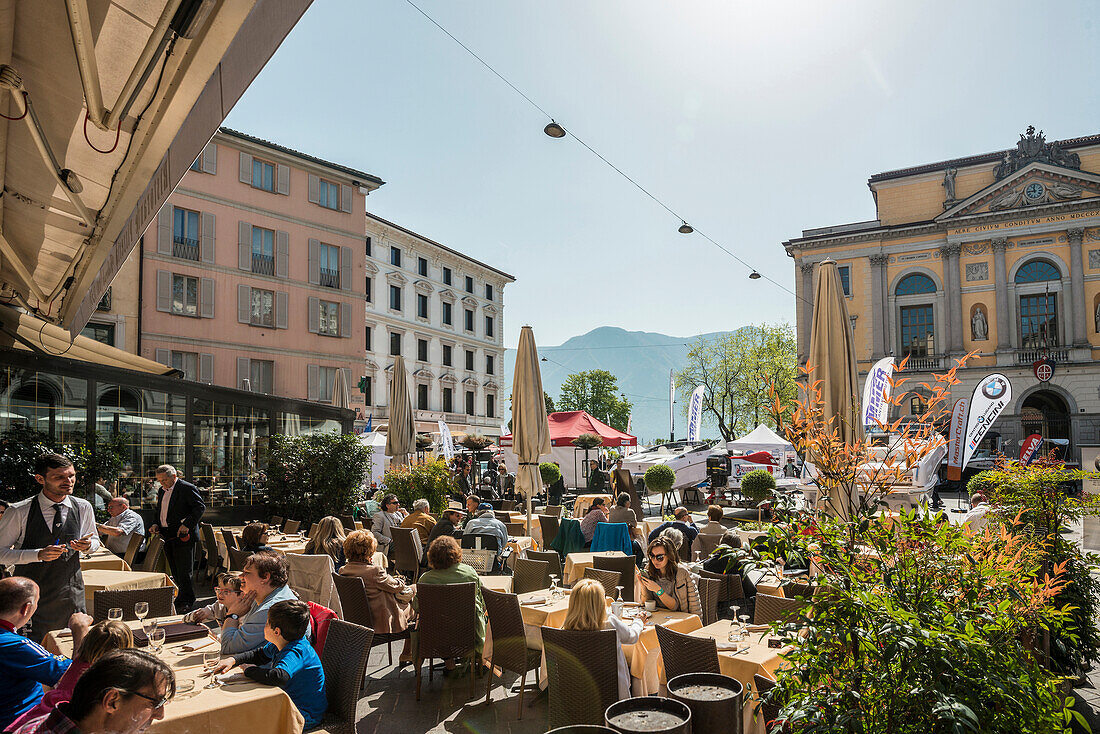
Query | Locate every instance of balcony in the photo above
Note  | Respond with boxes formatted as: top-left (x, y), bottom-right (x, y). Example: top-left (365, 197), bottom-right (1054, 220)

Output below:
top-left (900, 355), bottom-right (943, 372)
top-left (319, 267), bottom-right (340, 289)
top-left (1015, 347), bottom-right (1070, 365)
top-left (172, 236), bottom-right (200, 261)
top-left (252, 253), bottom-right (275, 276)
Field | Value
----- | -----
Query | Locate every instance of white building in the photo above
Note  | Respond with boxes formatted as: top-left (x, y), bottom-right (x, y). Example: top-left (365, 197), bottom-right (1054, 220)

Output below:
top-left (363, 213), bottom-right (514, 437)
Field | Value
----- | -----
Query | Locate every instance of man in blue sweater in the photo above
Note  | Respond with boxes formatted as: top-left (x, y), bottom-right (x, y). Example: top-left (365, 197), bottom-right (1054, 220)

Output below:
top-left (0, 577), bottom-right (91, 729)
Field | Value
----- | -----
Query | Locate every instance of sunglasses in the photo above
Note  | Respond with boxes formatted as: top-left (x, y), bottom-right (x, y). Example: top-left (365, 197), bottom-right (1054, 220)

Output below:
top-left (124, 689), bottom-right (171, 709)
top-left (649, 553), bottom-right (667, 561)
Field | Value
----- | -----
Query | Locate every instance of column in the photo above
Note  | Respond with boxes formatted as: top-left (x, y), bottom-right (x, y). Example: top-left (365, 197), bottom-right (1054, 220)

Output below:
top-left (869, 254), bottom-right (889, 357)
top-left (939, 244), bottom-right (963, 353)
top-left (799, 261), bottom-right (814, 362)
top-left (1068, 228), bottom-right (1087, 346)
top-left (993, 238), bottom-right (1011, 352)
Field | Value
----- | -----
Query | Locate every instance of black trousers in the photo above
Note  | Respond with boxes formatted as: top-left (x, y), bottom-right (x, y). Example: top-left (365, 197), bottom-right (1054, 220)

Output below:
top-left (163, 537), bottom-right (196, 608)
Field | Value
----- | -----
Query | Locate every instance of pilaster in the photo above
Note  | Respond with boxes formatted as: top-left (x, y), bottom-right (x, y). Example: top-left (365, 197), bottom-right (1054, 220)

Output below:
top-left (1068, 228), bottom-right (1087, 346)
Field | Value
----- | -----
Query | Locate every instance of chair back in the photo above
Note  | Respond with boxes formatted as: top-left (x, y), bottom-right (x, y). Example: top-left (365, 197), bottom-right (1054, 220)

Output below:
top-left (696, 575), bottom-right (721, 626)
top-left (753, 593), bottom-right (803, 625)
top-left (527, 549), bottom-right (563, 581)
top-left (593, 555), bottom-right (637, 603)
top-left (499, 500), bottom-right (516, 512)
top-left (545, 504), bottom-right (563, 518)
top-left (460, 533), bottom-right (500, 551)
top-left (461, 549), bottom-right (496, 575)
top-left (286, 553), bottom-right (342, 617)
top-left (678, 536), bottom-right (693, 562)
top-left (270, 516), bottom-right (285, 530)
top-left (655, 623), bottom-right (721, 680)
top-left (321, 619), bottom-right (374, 734)
top-left (483, 588), bottom-right (537, 676)
top-left (505, 522), bottom-right (525, 537)
top-left (699, 569), bottom-right (744, 603)
top-left (228, 546), bottom-right (251, 573)
top-left (613, 469), bottom-right (643, 515)
top-left (694, 532), bottom-right (723, 559)
top-left (590, 522), bottom-right (632, 556)
top-left (582, 567), bottom-right (621, 599)
top-left (539, 514), bottom-right (560, 547)
top-left (219, 528), bottom-right (238, 550)
top-left (390, 527), bottom-right (423, 581)
top-left (754, 674), bottom-right (781, 725)
top-left (284, 519), bottom-right (301, 535)
top-left (542, 627), bottom-right (619, 729)
top-left (123, 531), bottom-right (145, 569)
top-left (139, 534), bottom-right (165, 572)
top-left (339, 515), bottom-right (355, 531)
top-left (93, 586), bottom-right (175, 622)
top-left (511, 557), bottom-right (550, 595)
top-left (330, 573), bottom-right (375, 628)
top-left (785, 580), bottom-right (813, 599)
top-left (416, 582), bottom-right (478, 662)
top-left (493, 511), bottom-right (512, 524)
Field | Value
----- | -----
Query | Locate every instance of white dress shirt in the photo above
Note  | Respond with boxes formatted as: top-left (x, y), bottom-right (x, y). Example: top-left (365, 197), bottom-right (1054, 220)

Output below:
top-left (0, 492), bottom-right (101, 565)
top-left (159, 483), bottom-right (175, 528)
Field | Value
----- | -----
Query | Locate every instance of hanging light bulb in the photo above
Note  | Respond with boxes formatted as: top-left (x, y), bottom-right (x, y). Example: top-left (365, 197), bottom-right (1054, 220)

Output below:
top-left (749, 270), bottom-right (762, 280)
top-left (678, 221), bottom-right (693, 234)
top-left (543, 120), bottom-right (566, 138)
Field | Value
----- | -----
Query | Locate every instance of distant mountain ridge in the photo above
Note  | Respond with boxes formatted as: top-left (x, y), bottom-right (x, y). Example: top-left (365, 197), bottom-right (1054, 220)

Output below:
top-left (504, 326), bottom-right (739, 442)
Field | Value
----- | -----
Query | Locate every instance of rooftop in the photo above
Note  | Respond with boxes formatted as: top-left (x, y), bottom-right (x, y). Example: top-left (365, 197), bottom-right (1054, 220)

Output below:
top-left (218, 127), bottom-right (385, 186)
top-left (366, 212), bottom-right (516, 282)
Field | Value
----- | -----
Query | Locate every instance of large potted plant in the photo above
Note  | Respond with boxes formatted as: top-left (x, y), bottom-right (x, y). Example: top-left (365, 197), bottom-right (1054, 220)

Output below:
top-left (383, 459), bottom-right (453, 515)
top-left (266, 433), bottom-right (371, 524)
top-left (643, 463), bottom-right (676, 516)
top-left (539, 461), bottom-right (561, 492)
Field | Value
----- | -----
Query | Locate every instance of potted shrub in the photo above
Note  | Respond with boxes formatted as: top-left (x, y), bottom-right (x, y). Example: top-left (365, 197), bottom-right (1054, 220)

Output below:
top-left (539, 461), bottom-right (561, 490)
top-left (740, 468), bottom-right (776, 503)
top-left (266, 433), bottom-right (371, 523)
top-left (643, 464), bottom-right (676, 515)
top-left (382, 459), bottom-right (453, 515)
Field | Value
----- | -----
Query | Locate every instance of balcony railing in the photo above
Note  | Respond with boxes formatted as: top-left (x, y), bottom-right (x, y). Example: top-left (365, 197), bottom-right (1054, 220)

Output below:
top-left (173, 236), bottom-right (200, 261)
top-left (252, 253), bottom-right (275, 276)
top-left (1015, 347), bottom-right (1069, 364)
top-left (319, 267), bottom-right (339, 289)
top-left (900, 355), bottom-right (942, 372)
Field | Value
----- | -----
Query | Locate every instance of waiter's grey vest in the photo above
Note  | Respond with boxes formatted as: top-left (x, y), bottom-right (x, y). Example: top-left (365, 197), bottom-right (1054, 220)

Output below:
top-left (15, 499), bottom-right (85, 635)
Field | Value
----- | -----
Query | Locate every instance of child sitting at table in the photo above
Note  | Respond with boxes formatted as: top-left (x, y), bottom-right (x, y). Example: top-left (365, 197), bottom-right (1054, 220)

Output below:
top-left (6, 620), bottom-right (133, 730)
top-left (183, 573), bottom-right (241, 625)
top-left (562, 578), bottom-right (643, 700)
top-left (209, 599), bottom-right (327, 728)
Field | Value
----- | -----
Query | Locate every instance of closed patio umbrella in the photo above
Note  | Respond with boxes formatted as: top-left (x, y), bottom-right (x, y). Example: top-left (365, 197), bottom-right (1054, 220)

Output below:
top-left (386, 356), bottom-right (416, 466)
top-left (512, 326), bottom-right (552, 535)
top-left (331, 368), bottom-right (351, 410)
top-left (807, 259), bottom-right (864, 519)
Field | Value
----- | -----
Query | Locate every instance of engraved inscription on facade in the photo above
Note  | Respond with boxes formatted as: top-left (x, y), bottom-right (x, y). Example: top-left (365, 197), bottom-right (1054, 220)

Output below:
top-left (965, 262), bottom-right (989, 282)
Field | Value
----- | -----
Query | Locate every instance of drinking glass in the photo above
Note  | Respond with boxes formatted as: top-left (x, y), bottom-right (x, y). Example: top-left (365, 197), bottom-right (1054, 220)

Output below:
top-left (738, 614), bottom-right (751, 650)
top-left (614, 586), bottom-right (624, 603)
top-left (548, 574), bottom-right (560, 600)
top-left (150, 628), bottom-right (166, 654)
top-left (134, 602), bottom-right (149, 621)
top-left (203, 651), bottom-right (221, 688)
top-left (107, 608), bottom-right (123, 623)
top-left (142, 617), bottom-right (158, 637)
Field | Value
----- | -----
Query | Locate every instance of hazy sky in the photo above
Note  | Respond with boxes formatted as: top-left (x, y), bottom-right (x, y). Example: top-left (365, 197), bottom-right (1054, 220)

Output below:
top-left (224, 0), bottom-right (1100, 349)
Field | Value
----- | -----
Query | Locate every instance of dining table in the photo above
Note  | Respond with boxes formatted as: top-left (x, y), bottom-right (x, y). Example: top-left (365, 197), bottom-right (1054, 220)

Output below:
top-left (81, 568), bottom-right (178, 611)
top-left (79, 546), bottom-right (131, 572)
top-left (562, 550), bottom-right (627, 585)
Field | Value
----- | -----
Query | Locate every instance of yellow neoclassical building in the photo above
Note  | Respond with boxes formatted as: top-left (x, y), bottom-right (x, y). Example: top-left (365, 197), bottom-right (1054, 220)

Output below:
top-left (784, 127), bottom-right (1100, 461)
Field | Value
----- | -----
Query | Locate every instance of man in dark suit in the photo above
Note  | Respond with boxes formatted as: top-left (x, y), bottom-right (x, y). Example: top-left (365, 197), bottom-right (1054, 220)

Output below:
top-left (149, 464), bottom-right (204, 612)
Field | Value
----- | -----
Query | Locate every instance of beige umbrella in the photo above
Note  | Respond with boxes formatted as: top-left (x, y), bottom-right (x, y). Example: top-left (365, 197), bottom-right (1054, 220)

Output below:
top-left (331, 368), bottom-right (351, 410)
top-left (511, 326), bottom-right (552, 536)
top-left (385, 356), bottom-right (416, 467)
top-left (807, 259), bottom-right (864, 519)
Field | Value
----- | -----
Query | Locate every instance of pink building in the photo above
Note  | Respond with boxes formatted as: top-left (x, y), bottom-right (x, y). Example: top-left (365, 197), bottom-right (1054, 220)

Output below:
top-left (138, 128), bottom-right (382, 408)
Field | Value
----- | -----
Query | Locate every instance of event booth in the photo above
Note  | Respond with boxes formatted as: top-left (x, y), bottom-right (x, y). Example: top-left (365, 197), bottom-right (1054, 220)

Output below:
top-left (500, 410), bottom-right (637, 489)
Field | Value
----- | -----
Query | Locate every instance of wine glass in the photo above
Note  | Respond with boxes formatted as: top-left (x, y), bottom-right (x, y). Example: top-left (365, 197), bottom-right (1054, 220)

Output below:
top-left (142, 617), bottom-right (158, 637)
top-left (150, 628), bottom-right (166, 654)
top-left (107, 608), bottom-right (123, 623)
top-left (548, 574), bottom-right (560, 600)
top-left (738, 613), bottom-right (751, 650)
top-left (203, 651), bottom-right (222, 688)
top-left (134, 601), bottom-right (149, 622)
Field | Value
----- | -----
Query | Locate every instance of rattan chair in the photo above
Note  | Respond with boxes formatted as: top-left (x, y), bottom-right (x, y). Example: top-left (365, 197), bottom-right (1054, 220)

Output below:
top-left (414, 582), bottom-right (478, 701)
top-left (545, 505), bottom-right (563, 518)
top-left (284, 519), bottom-right (301, 535)
top-left (330, 573), bottom-right (411, 667)
top-left (93, 586), bottom-right (175, 622)
top-left (696, 575), bottom-right (721, 626)
top-left (655, 623), bottom-right (720, 680)
top-left (593, 555), bottom-right (637, 603)
top-left (139, 534), bottom-right (164, 573)
top-left (339, 515), bottom-right (355, 531)
top-left (270, 515), bottom-right (285, 531)
top-left (754, 674), bottom-right (782, 727)
top-left (754, 593), bottom-right (802, 625)
top-left (784, 580), bottom-right (812, 599)
top-left (319, 619), bottom-right (374, 734)
top-left (228, 546), bottom-right (251, 573)
top-left (582, 567), bottom-right (621, 599)
top-left (462, 548), bottom-right (497, 575)
top-left (483, 588), bottom-right (542, 718)
top-left (527, 550), bottom-right (563, 582)
top-left (198, 523), bottom-right (220, 580)
top-left (494, 511), bottom-right (513, 524)
top-left (694, 532), bottom-right (724, 559)
top-left (506, 522), bottom-right (526, 537)
top-left (512, 557), bottom-right (550, 595)
top-left (219, 528), bottom-right (238, 551)
top-left (390, 527), bottom-right (423, 582)
top-left (539, 515), bottom-right (560, 548)
top-left (542, 627), bottom-right (619, 729)
top-left (500, 500), bottom-right (517, 512)
top-left (122, 532), bottom-right (145, 570)
top-left (699, 569), bottom-right (744, 604)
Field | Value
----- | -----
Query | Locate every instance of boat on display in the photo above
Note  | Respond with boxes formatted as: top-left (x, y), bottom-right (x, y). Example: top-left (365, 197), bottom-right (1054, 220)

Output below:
top-left (622, 440), bottom-right (718, 489)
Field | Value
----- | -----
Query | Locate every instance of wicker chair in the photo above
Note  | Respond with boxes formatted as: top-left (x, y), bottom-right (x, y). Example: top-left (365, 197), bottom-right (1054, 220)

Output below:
top-left (494, 511), bottom-right (513, 525)
top-left (784, 580), bottom-right (812, 599)
top-left (754, 593), bottom-right (802, 625)
top-left (539, 515), bottom-right (560, 548)
top-left (270, 515), bottom-right (285, 531)
top-left (593, 555), bottom-right (638, 602)
top-left (542, 627), bottom-right (619, 729)
top-left (391, 527), bottom-right (423, 582)
top-left (483, 589), bottom-right (542, 719)
top-left (330, 573), bottom-right (411, 667)
top-left (655, 623), bottom-right (720, 680)
top-left (284, 519), bottom-right (301, 535)
top-left (582, 567), bottom-right (621, 599)
top-left (545, 505), bottom-right (563, 518)
top-left (506, 522), bottom-right (526, 538)
top-left (339, 515), bottom-right (355, 531)
top-left (139, 534), bottom-right (164, 573)
top-left (93, 586), bottom-right (175, 622)
top-left (696, 576), bottom-right (721, 626)
top-left (319, 619), bottom-right (374, 734)
top-left (699, 569), bottom-right (744, 604)
top-left (527, 550), bottom-right (563, 582)
top-left (694, 532), bottom-right (724, 559)
top-left (754, 674), bottom-right (782, 728)
top-left (414, 582), bottom-right (478, 701)
top-left (499, 500), bottom-right (517, 512)
top-left (122, 532), bottom-right (145, 571)
top-left (198, 523), bottom-right (221, 580)
top-left (228, 546), bottom-right (251, 573)
top-left (219, 528), bottom-right (238, 551)
top-left (512, 557), bottom-right (550, 595)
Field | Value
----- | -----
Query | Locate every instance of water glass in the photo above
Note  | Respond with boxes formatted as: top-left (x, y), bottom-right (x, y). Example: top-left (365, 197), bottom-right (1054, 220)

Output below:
top-left (204, 651), bottom-right (221, 688)
top-left (134, 601), bottom-right (149, 621)
top-left (548, 575), bottom-right (561, 600)
top-left (142, 617), bottom-right (158, 637)
top-left (107, 608), bottom-right (123, 623)
top-left (150, 628), bottom-right (166, 654)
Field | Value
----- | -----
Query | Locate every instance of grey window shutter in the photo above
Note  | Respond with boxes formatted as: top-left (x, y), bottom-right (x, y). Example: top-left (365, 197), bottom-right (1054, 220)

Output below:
top-left (199, 353), bottom-right (214, 383)
top-left (200, 278), bottom-right (215, 318)
top-left (308, 296), bottom-right (320, 333)
top-left (238, 221), bottom-right (252, 271)
top-left (237, 357), bottom-right (251, 389)
top-left (275, 291), bottom-right (288, 329)
top-left (155, 348), bottom-right (171, 367)
top-left (200, 212), bottom-right (215, 263)
top-left (239, 151), bottom-right (252, 184)
top-left (157, 205), bottom-right (173, 255)
top-left (339, 246), bottom-right (352, 291)
top-left (238, 284), bottom-right (251, 324)
top-left (276, 164), bottom-right (290, 195)
top-left (202, 144), bottom-right (217, 174)
top-left (339, 302), bottom-right (351, 338)
top-left (307, 365), bottom-right (320, 401)
top-left (308, 174), bottom-right (320, 204)
top-left (156, 270), bottom-right (171, 312)
top-left (275, 231), bottom-right (289, 278)
top-left (340, 184), bottom-right (352, 213)
top-left (308, 239), bottom-right (320, 285)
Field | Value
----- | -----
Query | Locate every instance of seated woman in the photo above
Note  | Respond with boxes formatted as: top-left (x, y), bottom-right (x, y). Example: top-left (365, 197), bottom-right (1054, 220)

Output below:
top-left (239, 522), bottom-right (277, 554)
top-left (372, 493), bottom-right (407, 557)
top-left (304, 516), bottom-right (347, 571)
top-left (416, 536), bottom-right (486, 659)
top-left (637, 535), bottom-right (701, 616)
top-left (562, 578), bottom-right (643, 700)
top-left (338, 530), bottom-right (415, 646)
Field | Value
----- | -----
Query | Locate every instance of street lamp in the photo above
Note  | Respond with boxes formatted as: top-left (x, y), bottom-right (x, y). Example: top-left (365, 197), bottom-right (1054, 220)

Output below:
top-left (749, 270), bottom-right (762, 280)
top-left (544, 120), bottom-right (566, 138)
top-left (678, 221), bottom-right (694, 234)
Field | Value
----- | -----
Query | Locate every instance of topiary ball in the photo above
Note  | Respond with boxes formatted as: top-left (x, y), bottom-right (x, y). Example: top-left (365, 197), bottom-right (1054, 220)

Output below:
top-left (539, 461), bottom-right (561, 486)
top-left (644, 463), bottom-right (676, 494)
top-left (966, 470), bottom-right (997, 498)
top-left (740, 468), bottom-right (776, 502)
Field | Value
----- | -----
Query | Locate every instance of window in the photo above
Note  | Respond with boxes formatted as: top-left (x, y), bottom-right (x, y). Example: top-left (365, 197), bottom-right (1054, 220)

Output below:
top-left (896, 273), bottom-right (936, 296)
top-left (417, 293), bottom-right (428, 319)
top-left (417, 338), bottom-right (428, 361)
top-left (172, 208), bottom-right (200, 261)
top-left (485, 316), bottom-right (494, 338)
top-left (900, 304), bottom-right (934, 357)
top-left (80, 323), bottom-right (115, 346)
top-left (442, 301), bottom-right (453, 326)
top-left (442, 267), bottom-right (452, 285)
top-left (417, 384), bottom-right (428, 411)
top-left (252, 158), bottom-right (275, 191)
top-left (250, 288), bottom-right (275, 327)
top-left (317, 366), bottom-right (338, 403)
top-left (486, 355), bottom-right (495, 375)
top-left (389, 285), bottom-right (402, 311)
top-left (1015, 260), bottom-right (1060, 284)
top-left (365, 326), bottom-right (373, 352)
top-left (251, 227), bottom-right (275, 275)
top-left (365, 277), bottom-right (372, 303)
top-left (442, 344), bottom-right (453, 366)
top-left (319, 243), bottom-right (340, 288)
top-left (365, 236), bottom-right (372, 258)
top-left (465, 390), bottom-right (475, 416)
top-left (317, 179), bottom-right (340, 210)
top-left (250, 360), bottom-right (274, 394)
top-left (465, 275), bottom-right (474, 293)
top-left (363, 375), bottom-right (372, 406)
top-left (189, 156), bottom-right (202, 172)
top-left (390, 246), bottom-right (401, 267)
top-left (390, 332), bottom-right (402, 356)
top-left (318, 300), bottom-right (339, 336)
top-left (485, 283), bottom-right (494, 300)
top-left (838, 265), bottom-right (851, 296)
top-left (486, 394), bottom-right (496, 418)
top-left (464, 309), bottom-right (474, 332)
top-left (465, 349), bottom-right (474, 371)
top-left (171, 351), bottom-right (198, 381)
top-left (1020, 294), bottom-right (1059, 348)
top-left (171, 275), bottom-right (199, 317)
top-left (418, 257), bottom-right (428, 276)
top-left (443, 387), bottom-right (453, 413)
top-left (910, 395), bottom-right (926, 416)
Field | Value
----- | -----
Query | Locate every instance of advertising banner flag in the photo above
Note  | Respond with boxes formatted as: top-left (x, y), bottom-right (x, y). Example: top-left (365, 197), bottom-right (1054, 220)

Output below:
top-left (861, 356), bottom-right (896, 428)
top-left (626, 413), bottom-right (632, 434)
top-left (686, 385), bottom-right (706, 441)
top-left (437, 420), bottom-right (455, 461)
top-left (1020, 433), bottom-right (1043, 465)
top-left (945, 398), bottom-right (969, 482)
top-left (962, 374), bottom-right (1012, 471)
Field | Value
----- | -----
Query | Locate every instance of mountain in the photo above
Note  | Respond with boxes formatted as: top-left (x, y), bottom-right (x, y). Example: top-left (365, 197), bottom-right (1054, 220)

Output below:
top-left (504, 326), bottom-right (738, 442)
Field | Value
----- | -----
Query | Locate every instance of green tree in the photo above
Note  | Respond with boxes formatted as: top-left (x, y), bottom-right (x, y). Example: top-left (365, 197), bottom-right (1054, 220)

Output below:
top-left (545, 392), bottom-right (555, 414)
top-left (556, 370), bottom-right (632, 431)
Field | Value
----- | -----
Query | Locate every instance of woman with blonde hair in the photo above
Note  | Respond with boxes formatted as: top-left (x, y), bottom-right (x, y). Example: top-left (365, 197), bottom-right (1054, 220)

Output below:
top-left (638, 535), bottom-right (700, 615)
top-left (304, 516), bottom-right (347, 570)
top-left (562, 578), bottom-right (643, 700)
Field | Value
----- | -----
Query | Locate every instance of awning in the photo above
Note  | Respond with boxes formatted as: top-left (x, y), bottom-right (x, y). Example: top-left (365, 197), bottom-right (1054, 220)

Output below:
top-left (500, 410), bottom-right (637, 448)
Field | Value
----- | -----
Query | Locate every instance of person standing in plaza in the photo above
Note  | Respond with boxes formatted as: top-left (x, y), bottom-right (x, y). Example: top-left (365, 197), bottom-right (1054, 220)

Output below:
top-left (148, 464), bottom-right (204, 613)
top-left (0, 454), bottom-right (99, 641)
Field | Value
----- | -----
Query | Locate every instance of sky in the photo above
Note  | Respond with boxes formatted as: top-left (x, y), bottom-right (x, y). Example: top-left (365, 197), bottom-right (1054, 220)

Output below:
top-left (224, 0), bottom-right (1100, 350)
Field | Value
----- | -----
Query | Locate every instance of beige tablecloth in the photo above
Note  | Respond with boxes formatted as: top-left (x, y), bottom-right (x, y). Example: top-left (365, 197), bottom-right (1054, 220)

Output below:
top-left (507, 514), bottom-right (543, 545)
top-left (626, 610), bottom-right (701, 695)
top-left (480, 575), bottom-right (513, 593)
top-left (80, 547), bottom-right (131, 572)
top-left (82, 569), bottom-right (177, 611)
top-left (562, 550), bottom-right (627, 585)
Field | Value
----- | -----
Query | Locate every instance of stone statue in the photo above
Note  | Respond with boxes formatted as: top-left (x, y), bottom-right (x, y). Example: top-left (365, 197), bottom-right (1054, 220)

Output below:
top-left (971, 307), bottom-right (988, 341)
top-left (1095, 301), bottom-right (1100, 334)
top-left (942, 168), bottom-right (957, 201)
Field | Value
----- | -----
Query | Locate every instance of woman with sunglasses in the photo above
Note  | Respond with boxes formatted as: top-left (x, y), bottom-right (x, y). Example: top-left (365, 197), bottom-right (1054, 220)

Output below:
top-left (370, 493), bottom-right (407, 557)
top-left (637, 535), bottom-right (701, 614)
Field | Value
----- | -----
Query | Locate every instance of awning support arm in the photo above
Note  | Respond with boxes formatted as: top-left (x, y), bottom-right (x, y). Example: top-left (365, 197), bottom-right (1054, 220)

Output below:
top-left (0, 229), bottom-right (49, 303)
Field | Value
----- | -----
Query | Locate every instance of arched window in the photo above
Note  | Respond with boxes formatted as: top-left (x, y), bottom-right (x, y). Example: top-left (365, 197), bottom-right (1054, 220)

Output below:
top-left (895, 273), bottom-right (937, 296)
top-left (1015, 260), bottom-right (1060, 283)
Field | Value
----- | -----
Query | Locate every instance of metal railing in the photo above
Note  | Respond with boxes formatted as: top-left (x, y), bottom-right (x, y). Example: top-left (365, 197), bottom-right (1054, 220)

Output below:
top-left (1015, 347), bottom-right (1069, 364)
top-left (900, 354), bottom-right (941, 372)
top-left (319, 267), bottom-right (339, 289)
top-left (173, 236), bottom-right (200, 261)
top-left (252, 253), bottom-right (275, 276)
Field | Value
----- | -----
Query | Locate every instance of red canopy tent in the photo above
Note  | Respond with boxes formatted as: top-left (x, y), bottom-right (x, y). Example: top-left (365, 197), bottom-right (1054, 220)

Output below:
top-left (500, 410), bottom-right (637, 448)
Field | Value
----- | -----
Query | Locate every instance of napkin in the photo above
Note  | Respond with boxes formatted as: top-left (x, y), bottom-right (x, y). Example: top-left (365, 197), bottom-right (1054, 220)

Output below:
top-left (520, 597), bottom-right (548, 606)
top-left (181, 637), bottom-right (218, 652)
top-left (214, 672), bottom-right (249, 684)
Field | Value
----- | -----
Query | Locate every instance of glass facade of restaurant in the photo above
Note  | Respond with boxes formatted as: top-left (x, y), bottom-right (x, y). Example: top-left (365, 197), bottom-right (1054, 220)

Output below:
top-left (0, 348), bottom-right (352, 510)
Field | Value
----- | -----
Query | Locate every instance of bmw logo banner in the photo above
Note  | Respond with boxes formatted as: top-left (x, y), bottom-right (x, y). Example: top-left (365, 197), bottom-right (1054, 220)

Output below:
top-left (962, 374), bottom-right (1012, 470)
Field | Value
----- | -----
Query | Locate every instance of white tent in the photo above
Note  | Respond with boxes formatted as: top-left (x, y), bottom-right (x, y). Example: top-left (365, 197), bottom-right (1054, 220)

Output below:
top-left (360, 432), bottom-right (390, 486)
top-left (727, 424), bottom-right (795, 461)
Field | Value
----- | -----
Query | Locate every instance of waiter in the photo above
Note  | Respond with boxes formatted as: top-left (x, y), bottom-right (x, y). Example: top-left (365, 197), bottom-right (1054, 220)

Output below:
top-left (0, 453), bottom-right (99, 641)
top-left (149, 464), bottom-right (204, 613)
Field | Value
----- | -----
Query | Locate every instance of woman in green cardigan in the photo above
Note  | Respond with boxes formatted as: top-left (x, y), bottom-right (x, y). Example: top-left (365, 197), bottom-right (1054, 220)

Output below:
top-left (416, 535), bottom-right (486, 654)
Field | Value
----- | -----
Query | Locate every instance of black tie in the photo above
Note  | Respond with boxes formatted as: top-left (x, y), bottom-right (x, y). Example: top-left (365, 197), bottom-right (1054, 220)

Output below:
top-left (51, 503), bottom-right (64, 538)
